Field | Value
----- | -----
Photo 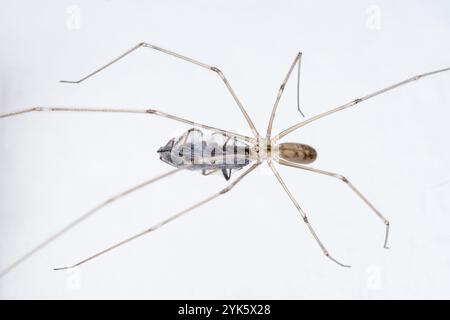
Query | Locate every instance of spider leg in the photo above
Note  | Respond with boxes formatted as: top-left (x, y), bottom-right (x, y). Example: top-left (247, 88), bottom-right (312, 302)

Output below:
top-left (274, 66), bottom-right (450, 141)
top-left (0, 154), bottom-right (250, 277)
top-left (59, 42), bottom-right (260, 138)
top-left (296, 52), bottom-right (304, 118)
top-left (0, 106), bottom-right (255, 143)
top-left (266, 52), bottom-right (304, 139)
top-left (53, 162), bottom-right (260, 271)
top-left (0, 167), bottom-right (182, 278)
top-left (267, 160), bottom-right (351, 268)
top-left (277, 158), bottom-right (390, 249)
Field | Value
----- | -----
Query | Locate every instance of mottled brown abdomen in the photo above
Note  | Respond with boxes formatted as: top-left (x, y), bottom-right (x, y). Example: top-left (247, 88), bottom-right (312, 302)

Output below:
top-left (275, 143), bottom-right (317, 164)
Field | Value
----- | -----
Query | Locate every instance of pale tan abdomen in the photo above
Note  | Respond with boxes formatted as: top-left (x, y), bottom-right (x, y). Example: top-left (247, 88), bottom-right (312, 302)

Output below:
top-left (275, 142), bottom-right (317, 164)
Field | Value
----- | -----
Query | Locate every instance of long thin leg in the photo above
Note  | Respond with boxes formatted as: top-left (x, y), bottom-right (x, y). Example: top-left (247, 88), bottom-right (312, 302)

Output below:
top-left (267, 161), bottom-right (350, 268)
top-left (0, 167), bottom-right (182, 278)
top-left (277, 158), bottom-right (390, 248)
top-left (59, 42), bottom-right (260, 138)
top-left (0, 106), bottom-right (255, 143)
top-left (296, 54), bottom-right (304, 118)
top-left (0, 154), bottom-right (248, 278)
top-left (274, 66), bottom-right (450, 141)
top-left (53, 162), bottom-right (260, 271)
top-left (266, 52), bottom-right (304, 139)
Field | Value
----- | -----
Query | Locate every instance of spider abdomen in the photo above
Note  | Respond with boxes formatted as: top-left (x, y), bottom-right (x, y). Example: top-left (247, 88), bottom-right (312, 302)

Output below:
top-left (275, 142), bottom-right (317, 164)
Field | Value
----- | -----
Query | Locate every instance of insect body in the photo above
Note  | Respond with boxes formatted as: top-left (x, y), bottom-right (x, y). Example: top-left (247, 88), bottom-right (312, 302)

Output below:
top-left (157, 129), bottom-right (251, 180)
top-left (0, 41), bottom-right (449, 276)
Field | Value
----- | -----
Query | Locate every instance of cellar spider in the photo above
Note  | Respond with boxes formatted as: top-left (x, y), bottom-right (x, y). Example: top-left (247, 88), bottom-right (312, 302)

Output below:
top-left (0, 42), bottom-right (449, 277)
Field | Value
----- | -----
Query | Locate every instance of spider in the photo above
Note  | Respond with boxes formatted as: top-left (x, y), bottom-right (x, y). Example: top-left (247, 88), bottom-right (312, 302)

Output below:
top-left (0, 42), bottom-right (448, 276)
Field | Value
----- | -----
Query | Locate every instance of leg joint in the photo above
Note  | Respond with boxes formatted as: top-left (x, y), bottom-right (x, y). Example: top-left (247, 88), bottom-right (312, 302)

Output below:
top-left (211, 67), bottom-right (226, 80)
top-left (352, 98), bottom-right (362, 106)
top-left (211, 66), bottom-right (222, 74)
top-left (333, 174), bottom-right (348, 183)
top-left (220, 187), bottom-right (231, 195)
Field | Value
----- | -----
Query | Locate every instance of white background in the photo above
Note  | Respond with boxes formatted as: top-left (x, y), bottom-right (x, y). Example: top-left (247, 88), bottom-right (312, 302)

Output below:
top-left (1, 0), bottom-right (449, 299)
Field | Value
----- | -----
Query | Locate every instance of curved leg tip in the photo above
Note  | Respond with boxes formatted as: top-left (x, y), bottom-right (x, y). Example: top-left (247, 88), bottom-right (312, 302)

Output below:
top-left (326, 254), bottom-right (351, 268)
top-left (297, 107), bottom-right (305, 118)
top-left (53, 265), bottom-right (73, 271)
top-left (60, 80), bottom-right (79, 84)
top-left (383, 221), bottom-right (390, 250)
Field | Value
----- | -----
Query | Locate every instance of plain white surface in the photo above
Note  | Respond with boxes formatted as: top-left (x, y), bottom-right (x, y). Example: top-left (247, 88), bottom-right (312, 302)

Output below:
top-left (0, 0), bottom-right (449, 299)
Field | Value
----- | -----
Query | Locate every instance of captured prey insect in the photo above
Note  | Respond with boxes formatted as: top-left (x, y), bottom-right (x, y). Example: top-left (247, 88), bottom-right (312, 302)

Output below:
top-left (0, 42), bottom-right (449, 277)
